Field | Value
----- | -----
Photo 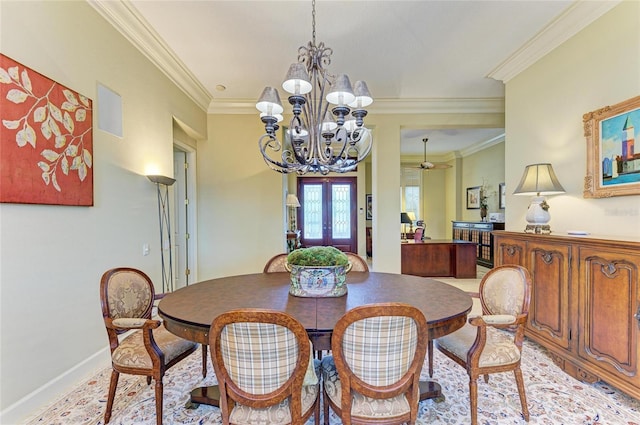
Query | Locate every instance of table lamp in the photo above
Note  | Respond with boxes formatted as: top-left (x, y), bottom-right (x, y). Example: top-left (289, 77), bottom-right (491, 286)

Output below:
top-left (286, 193), bottom-right (301, 232)
top-left (513, 163), bottom-right (565, 234)
top-left (401, 212), bottom-right (412, 242)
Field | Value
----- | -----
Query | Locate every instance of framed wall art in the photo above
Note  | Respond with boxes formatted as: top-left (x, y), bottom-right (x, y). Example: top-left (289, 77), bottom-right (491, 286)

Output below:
top-left (365, 194), bottom-right (372, 219)
top-left (583, 95), bottom-right (640, 198)
top-left (499, 183), bottom-right (506, 209)
top-left (466, 186), bottom-right (481, 209)
top-left (0, 54), bottom-right (93, 206)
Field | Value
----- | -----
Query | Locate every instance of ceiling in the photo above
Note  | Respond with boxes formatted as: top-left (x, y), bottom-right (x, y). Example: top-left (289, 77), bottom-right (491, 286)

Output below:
top-left (92, 0), bottom-right (617, 156)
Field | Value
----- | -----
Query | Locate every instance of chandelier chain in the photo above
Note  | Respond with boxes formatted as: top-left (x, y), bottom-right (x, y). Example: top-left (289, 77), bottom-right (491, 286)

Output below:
top-left (311, 0), bottom-right (316, 46)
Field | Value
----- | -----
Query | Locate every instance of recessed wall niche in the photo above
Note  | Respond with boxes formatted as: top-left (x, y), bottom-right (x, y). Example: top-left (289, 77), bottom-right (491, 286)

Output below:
top-left (97, 83), bottom-right (123, 137)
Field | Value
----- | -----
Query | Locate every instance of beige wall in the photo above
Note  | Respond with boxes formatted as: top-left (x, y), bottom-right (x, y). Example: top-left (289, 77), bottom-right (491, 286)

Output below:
top-left (0, 0), bottom-right (206, 418)
top-left (505, 1), bottom-right (640, 237)
top-left (198, 114), bottom-right (285, 278)
top-left (460, 142), bottom-right (505, 222)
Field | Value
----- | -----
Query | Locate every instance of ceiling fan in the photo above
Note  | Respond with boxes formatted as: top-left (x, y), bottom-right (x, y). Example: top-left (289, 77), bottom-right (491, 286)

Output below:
top-left (415, 138), bottom-right (452, 170)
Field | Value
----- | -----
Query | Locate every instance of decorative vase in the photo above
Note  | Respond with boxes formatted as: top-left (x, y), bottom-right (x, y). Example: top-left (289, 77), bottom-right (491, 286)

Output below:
top-left (287, 263), bottom-right (350, 297)
top-left (480, 207), bottom-right (488, 221)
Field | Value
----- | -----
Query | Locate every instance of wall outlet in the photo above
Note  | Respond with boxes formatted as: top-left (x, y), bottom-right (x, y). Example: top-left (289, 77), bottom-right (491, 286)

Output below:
top-left (143, 243), bottom-right (150, 256)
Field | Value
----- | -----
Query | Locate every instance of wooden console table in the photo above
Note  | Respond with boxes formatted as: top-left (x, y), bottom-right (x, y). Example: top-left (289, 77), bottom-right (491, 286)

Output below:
top-left (401, 240), bottom-right (477, 278)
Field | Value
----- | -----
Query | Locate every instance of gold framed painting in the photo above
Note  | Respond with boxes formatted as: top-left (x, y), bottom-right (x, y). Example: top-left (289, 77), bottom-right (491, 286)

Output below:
top-left (583, 95), bottom-right (640, 198)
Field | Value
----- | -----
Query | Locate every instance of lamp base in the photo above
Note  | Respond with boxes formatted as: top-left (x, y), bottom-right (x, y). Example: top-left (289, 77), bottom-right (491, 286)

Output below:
top-left (524, 224), bottom-right (551, 234)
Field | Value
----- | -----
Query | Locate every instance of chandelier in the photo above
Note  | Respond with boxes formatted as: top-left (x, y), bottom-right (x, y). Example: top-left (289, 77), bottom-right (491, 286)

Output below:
top-left (256, 0), bottom-right (373, 175)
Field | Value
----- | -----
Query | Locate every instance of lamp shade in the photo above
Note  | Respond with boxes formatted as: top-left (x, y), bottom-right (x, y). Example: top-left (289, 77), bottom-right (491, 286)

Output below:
top-left (513, 163), bottom-right (565, 196)
top-left (282, 63), bottom-right (312, 95)
top-left (400, 212), bottom-right (413, 224)
top-left (256, 86), bottom-right (284, 115)
top-left (326, 74), bottom-right (355, 106)
top-left (348, 80), bottom-right (373, 108)
top-left (286, 194), bottom-right (301, 207)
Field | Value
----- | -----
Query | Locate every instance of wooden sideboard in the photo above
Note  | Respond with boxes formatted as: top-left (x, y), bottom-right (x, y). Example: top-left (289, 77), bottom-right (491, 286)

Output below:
top-left (452, 221), bottom-right (504, 268)
top-left (401, 240), bottom-right (477, 278)
top-left (493, 231), bottom-right (640, 400)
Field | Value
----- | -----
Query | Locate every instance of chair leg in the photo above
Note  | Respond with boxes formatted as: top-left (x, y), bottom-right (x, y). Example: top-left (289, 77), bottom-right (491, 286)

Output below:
top-left (514, 367), bottom-right (530, 421)
top-left (104, 370), bottom-right (119, 424)
top-left (428, 340), bottom-right (434, 377)
top-left (323, 390), bottom-right (330, 425)
top-left (155, 378), bottom-right (164, 425)
top-left (469, 376), bottom-right (478, 425)
top-left (202, 344), bottom-right (208, 378)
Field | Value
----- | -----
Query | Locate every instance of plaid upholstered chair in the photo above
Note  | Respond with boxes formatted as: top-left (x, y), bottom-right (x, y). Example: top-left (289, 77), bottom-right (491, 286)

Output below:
top-left (321, 303), bottom-right (428, 425)
top-left (344, 252), bottom-right (369, 272)
top-left (209, 309), bottom-right (321, 425)
top-left (434, 265), bottom-right (532, 425)
top-left (100, 267), bottom-right (201, 425)
top-left (263, 253), bottom-right (289, 273)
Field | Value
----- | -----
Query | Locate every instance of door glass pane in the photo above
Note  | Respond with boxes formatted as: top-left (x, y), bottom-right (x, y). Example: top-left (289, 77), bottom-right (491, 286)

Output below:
top-left (332, 184), bottom-right (351, 238)
top-left (303, 184), bottom-right (323, 239)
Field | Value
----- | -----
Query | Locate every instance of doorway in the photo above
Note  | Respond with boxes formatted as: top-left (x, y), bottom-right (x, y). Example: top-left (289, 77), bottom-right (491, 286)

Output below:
top-left (173, 143), bottom-right (197, 288)
top-left (297, 177), bottom-right (357, 252)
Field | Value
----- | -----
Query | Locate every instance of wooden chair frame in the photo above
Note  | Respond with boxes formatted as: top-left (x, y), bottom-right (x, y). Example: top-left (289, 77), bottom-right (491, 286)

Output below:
top-left (325, 303), bottom-right (428, 425)
top-left (344, 252), bottom-right (370, 272)
top-left (434, 265), bottom-right (532, 425)
top-left (263, 253), bottom-right (289, 273)
top-left (100, 267), bottom-right (200, 425)
top-left (209, 309), bottom-right (320, 425)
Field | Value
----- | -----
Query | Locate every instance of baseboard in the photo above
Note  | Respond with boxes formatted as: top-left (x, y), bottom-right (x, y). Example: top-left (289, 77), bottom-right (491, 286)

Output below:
top-left (0, 347), bottom-right (111, 424)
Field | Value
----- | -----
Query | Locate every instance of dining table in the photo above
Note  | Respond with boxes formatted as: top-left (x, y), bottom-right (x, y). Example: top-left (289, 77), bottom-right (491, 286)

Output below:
top-left (158, 271), bottom-right (473, 407)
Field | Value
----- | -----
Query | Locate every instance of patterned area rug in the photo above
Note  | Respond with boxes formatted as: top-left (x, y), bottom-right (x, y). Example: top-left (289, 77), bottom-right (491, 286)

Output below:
top-left (24, 337), bottom-right (640, 425)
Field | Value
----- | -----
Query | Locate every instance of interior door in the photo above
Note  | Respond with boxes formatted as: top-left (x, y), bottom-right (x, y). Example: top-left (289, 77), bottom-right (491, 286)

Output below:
top-left (298, 177), bottom-right (357, 252)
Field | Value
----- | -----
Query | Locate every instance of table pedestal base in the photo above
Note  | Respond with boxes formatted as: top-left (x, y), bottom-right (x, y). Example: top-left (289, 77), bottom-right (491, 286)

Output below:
top-left (186, 381), bottom-right (444, 408)
top-left (419, 380), bottom-right (445, 402)
top-left (186, 385), bottom-right (220, 409)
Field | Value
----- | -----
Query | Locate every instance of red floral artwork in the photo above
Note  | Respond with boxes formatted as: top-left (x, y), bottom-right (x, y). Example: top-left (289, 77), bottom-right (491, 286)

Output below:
top-left (0, 54), bottom-right (93, 205)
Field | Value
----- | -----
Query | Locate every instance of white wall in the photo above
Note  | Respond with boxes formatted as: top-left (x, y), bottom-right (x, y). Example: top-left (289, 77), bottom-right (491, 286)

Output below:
top-left (0, 1), bottom-right (206, 419)
top-left (505, 1), bottom-right (640, 237)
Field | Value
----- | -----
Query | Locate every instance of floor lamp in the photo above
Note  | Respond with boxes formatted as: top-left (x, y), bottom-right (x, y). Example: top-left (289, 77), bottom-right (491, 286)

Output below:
top-left (147, 174), bottom-right (176, 293)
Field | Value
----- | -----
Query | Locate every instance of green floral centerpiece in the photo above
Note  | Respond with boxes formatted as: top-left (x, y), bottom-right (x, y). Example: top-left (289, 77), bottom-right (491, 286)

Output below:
top-left (286, 246), bottom-right (350, 298)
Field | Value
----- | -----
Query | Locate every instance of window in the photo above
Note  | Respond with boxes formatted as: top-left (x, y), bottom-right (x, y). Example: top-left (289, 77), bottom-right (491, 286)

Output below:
top-left (401, 167), bottom-right (422, 223)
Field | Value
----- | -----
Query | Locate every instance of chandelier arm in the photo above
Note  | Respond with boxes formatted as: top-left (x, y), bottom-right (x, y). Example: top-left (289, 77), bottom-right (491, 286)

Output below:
top-left (258, 134), bottom-right (304, 174)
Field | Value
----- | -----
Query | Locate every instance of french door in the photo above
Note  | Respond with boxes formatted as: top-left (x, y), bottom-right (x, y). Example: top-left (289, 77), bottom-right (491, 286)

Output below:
top-left (297, 177), bottom-right (357, 253)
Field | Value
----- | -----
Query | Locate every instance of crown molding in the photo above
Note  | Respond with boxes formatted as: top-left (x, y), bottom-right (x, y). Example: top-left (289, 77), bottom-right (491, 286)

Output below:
top-left (208, 97), bottom-right (505, 115)
top-left (458, 133), bottom-right (505, 158)
top-left (88, 0), bottom-right (212, 111)
top-left (487, 0), bottom-right (621, 83)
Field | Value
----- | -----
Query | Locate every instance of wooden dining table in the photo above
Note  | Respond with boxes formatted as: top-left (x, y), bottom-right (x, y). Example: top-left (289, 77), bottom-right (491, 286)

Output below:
top-left (158, 271), bottom-right (473, 406)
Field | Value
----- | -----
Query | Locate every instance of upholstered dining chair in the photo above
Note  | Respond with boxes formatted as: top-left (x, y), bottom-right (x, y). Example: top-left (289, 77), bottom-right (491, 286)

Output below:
top-left (263, 253), bottom-right (289, 273)
top-left (100, 267), bottom-right (201, 425)
top-left (209, 309), bottom-right (321, 425)
top-left (434, 265), bottom-right (532, 425)
top-left (344, 252), bottom-right (369, 272)
top-left (321, 303), bottom-right (428, 425)
top-left (413, 227), bottom-right (424, 242)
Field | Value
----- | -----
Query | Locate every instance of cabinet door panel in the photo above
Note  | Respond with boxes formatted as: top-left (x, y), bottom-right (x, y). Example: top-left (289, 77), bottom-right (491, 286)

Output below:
top-left (527, 242), bottom-right (571, 350)
top-left (578, 247), bottom-right (640, 384)
top-left (494, 237), bottom-right (525, 266)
